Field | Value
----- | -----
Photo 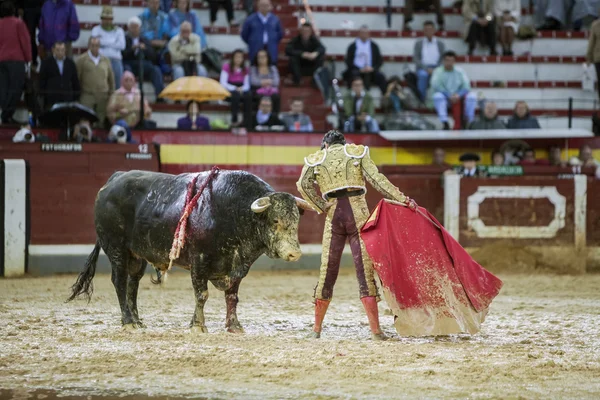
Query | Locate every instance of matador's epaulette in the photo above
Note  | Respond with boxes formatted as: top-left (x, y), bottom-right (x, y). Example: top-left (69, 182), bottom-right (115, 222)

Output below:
top-left (304, 149), bottom-right (326, 166)
top-left (344, 144), bottom-right (369, 159)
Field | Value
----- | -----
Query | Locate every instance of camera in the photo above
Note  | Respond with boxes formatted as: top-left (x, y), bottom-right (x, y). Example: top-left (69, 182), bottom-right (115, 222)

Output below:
top-left (12, 127), bottom-right (35, 143)
top-left (109, 124), bottom-right (128, 144)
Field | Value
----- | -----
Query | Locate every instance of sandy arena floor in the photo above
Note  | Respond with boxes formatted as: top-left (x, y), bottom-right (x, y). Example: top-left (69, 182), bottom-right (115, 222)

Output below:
top-left (1, 270), bottom-right (600, 400)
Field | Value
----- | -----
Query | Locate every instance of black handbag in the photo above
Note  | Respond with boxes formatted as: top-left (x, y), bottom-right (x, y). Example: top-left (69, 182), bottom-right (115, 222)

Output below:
top-left (201, 48), bottom-right (224, 73)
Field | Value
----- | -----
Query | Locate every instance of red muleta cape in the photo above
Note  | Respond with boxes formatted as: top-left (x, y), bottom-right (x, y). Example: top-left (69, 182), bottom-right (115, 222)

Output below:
top-left (361, 200), bottom-right (503, 336)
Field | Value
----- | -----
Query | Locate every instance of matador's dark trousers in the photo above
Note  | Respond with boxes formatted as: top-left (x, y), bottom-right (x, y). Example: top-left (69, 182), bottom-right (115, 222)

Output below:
top-left (314, 195), bottom-right (379, 300)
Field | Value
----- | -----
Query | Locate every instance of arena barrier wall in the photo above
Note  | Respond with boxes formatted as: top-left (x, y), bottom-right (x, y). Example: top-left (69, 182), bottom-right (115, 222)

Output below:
top-left (0, 159), bottom-right (30, 277)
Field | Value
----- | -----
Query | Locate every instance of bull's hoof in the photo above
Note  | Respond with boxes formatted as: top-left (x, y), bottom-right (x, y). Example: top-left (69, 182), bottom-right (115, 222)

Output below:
top-left (190, 325), bottom-right (209, 334)
top-left (133, 321), bottom-right (147, 329)
top-left (371, 332), bottom-right (388, 341)
top-left (122, 323), bottom-right (140, 330)
top-left (226, 325), bottom-right (245, 334)
top-left (308, 331), bottom-right (321, 339)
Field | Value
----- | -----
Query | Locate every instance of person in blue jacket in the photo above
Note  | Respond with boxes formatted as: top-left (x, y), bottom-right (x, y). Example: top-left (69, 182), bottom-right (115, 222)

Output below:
top-left (241, 0), bottom-right (283, 65)
top-left (165, 0), bottom-right (207, 49)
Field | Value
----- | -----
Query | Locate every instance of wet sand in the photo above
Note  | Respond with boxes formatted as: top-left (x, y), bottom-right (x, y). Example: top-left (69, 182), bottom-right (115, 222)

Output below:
top-left (1, 270), bottom-right (599, 399)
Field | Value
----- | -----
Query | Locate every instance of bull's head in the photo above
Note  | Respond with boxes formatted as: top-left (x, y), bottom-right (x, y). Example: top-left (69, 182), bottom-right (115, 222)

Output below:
top-left (251, 193), bottom-right (316, 262)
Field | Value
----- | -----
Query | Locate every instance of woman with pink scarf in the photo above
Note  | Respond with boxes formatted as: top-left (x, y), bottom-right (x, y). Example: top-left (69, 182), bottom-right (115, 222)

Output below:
top-left (107, 71), bottom-right (152, 128)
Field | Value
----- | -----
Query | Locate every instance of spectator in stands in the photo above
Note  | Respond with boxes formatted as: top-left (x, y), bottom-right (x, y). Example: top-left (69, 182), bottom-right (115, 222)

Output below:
top-left (168, 21), bottom-right (208, 79)
top-left (431, 51), bottom-right (477, 130)
top-left (382, 76), bottom-right (405, 113)
top-left (38, 41), bottom-right (80, 111)
top-left (160, 0), bottom-right (172, 13)
top-left (494, 0), bottom-right (520, 56)
top-left (413, 21), bottom-right (445, 102)
top-left (432, 147), bottom-right (451, 168)
top-left (38, 0), bottom-right (79, 58)
top-left (250, 49), bottom-right (280, 113)
top-left (457, 153), bottom-right (487, 177)
top-left (462, 0), bottom-right (497, 56)
top-left (253, 96), bottom-right (284, 131)
top-left (548, 145), bottom-right (566, 167)
top-left (91, 6), bottom-right (126, 90)
top-left (343, 76), bottom-right (379, 133)
top-left (76, 37), bottom-right (115, 128)
top-left (220, 49), bottom-right (252, 128)
top-left (469, 102), bottom-right (506, 130)
top-left (586, 17), bottom-right (600, 100)
top-left (0, 0), bottom-right (30, 125)
top-left (536, 0), bottom-right (597, 31)
top-left (404, 0), bottom-right (444, 32)
top-left (123, 16), bottom-right (164, 102)
top-left (107, 71), bottom-right (151, 130)
top-left (342, 25), bottom-right (386, 94)
top-left (177, 100), bottom-right (210, 130)
top-left (165, 0), bottom-right (207, 50)
top-left (285, 22), bottom-right (325, 86)
top-left (518, 148), bottom-right (538, 165)
top-left (492, 150), bottom-right (505, 165)
top-left (208, 0), bottom-right (236, 27)
top-left (281, 98), bottom-right (313, 132)
top-left (241, 0), bottom-right (283, 65)
top-left (20, 0), bottom-right (43, 66)
top-left (506, 101), bottom-right (541, 129)
top-left (578, 144), bottom-right (600, 167)
top-left (140, 0), bottom-right (169, 51)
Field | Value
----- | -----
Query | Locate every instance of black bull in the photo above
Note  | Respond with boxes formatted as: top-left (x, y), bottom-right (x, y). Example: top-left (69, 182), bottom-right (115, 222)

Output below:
top-left (67, 170), bottom-right (315, 332)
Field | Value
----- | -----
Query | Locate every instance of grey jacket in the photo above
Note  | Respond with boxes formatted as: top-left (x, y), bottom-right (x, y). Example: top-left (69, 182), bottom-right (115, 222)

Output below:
top-left (469, 116), bottom-right (506, 130)
top-left (413, 38), bottom-right (445, 70)
top-left (280, 112), bottom-right (314, 132)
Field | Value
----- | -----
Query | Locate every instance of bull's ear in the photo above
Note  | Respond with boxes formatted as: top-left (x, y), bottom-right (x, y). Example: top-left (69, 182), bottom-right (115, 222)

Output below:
top-left (251, 197), bottom-right (271, 213)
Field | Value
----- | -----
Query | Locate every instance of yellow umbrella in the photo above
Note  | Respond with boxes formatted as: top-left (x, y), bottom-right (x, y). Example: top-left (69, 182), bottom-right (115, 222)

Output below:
top-left (158, 76), bottom-right (230, 102)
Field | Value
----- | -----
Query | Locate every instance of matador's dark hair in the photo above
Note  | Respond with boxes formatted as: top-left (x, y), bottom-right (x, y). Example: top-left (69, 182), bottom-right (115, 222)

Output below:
top-left (321, 130), bottom-right (346, 149)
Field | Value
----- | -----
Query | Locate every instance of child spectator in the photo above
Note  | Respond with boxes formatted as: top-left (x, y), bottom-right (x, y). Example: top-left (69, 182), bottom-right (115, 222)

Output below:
top-left (219, 49), bottom-right (251, 128)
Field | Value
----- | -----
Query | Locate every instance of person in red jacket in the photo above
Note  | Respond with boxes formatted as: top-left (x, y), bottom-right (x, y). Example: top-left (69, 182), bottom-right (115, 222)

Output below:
top-left (0, 1), bottom-right (31, 124)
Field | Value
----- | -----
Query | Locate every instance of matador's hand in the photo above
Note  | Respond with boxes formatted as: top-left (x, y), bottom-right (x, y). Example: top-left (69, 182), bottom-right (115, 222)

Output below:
top-left (406, 197), bottom-right (418, 211)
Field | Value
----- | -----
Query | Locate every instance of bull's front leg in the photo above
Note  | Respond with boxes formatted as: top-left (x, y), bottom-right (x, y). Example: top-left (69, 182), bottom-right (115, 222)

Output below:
top-left (225, 279), bottom-right (243, 333)
top-left (190, 266), bottom-right (209, 333)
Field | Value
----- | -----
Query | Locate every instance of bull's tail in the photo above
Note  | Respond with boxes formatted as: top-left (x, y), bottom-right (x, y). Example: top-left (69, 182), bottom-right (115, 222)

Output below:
top-left (66, 242), bottom-right (101, 302)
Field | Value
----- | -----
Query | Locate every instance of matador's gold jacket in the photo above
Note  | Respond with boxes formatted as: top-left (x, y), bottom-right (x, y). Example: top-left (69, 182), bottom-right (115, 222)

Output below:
top-left (296, 143), bottom-right (408, 213)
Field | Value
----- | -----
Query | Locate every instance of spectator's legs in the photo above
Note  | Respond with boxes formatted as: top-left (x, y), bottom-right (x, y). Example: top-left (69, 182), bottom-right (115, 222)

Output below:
top-left (241, 91), bottom-right (252, 128)
top-left (270, 93), bottom-right (281, 114)
top-left (343, 67), bottom-right (360, 88)
top-left (433, 92), bottom-right (449, 124)
top-left (110, 59), bottom-right (124, 89)
top-left (451, 99), bottom-right (463, 130)
top-left (96, 95), bottom-right (109, 128)
top-left (343, 116), bottom-right (357, 132)
top-left (432, 0), bottom-right (445, 29)
top-left (172, 64), bottom-right (185, 80)
top-left (314, 65), bottom-right (332, 104)
top-left (289, 55), bottom-right (303, 85)
top-left (23, 7), bottom-right (42, 64)
top-left (147, 63), bottom-right (165, 96)
top-left (229, 90), bottom-right (242, 124)
top-left (209, 1), bottom-right (219, 25)
top-left (499, 24), bottom-right (515, 55)
top-left (403, 0), bottom-right (414, 30)
top-left (372, 71), bottom-right (387, 94)
top-left (465, 22), bottom-right (481, 55)
top-left (486, 19), bottom-right (497, 55)
top-left (196, 63), bottom-right (208, 77)
top-left (463, 92), bottom-right (478, 124)
top-left (389, 92), bottom-right (402, 112)
top-left (360, 72), bottom-right (374, 91)
top-left (0, 61), bottom-right (25, 123)
top-left (416, 69), bottom-right (430, 102)
top-left (224, 0), bottom-right (235, 24)
top-left (244, 0), bottom-right (253, 15)
top-left (366, 118), bottom-right (380, 133)
top-left (595, 64), bottom-right (600, 101)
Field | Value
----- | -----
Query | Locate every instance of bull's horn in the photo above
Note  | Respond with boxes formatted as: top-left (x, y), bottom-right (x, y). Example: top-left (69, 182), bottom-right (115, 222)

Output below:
top-left (295, 197), bottom-right (317, 212)
top-left (251, 197), bottom-right (272, 213)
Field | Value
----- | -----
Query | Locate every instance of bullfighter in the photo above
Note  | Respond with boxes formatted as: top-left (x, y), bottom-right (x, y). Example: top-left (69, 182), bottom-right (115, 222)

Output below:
top-left (296, 130), bottom-right (417, 340)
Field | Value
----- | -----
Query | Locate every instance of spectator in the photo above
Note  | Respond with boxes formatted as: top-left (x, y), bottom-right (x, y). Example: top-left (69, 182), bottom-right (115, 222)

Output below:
top-left (536, 0), bottom-right (597, 31)
top-left (38, 0), bottom-right (79, 58)
top-left (548, 145), bottom-right (566, 167)
top-left (168, 21), bottom-right (208, 79)
top-left (413, 21), bottom-right (445, 102)
top-left (285, 22), bottom-right (325, 86)
top-left (587, 16), bottom-right (600, 101)
top-left (506, 101), bottom-right (541, 129)
top-left (207, 0), bottom-right (235, 27)
top-left (281, 98), bottom-right (314, 132)
top-left (165, 0), bottom-right (207, 50)
top-left (457, 153), bottom-right (486, 177)
top-left (107, 71), bottom-right (151, 130)
top-left (21, 0), bottom-right (43, 65)
top-left (241, 0), bottom-right (283, 65)
top-left (431, 51), bottom-right (477, 130)
top-left (160, 0), bottom-right (172, 13)
top-left (122, 16), bottom-right (164, 101)
top-left (404, 0), bottom-right (444, 32)
top-left (38, 41), bottom-right (80, 110)
top-left (469, 102), bottom-right (506, 130)
top-left (382, 76), bottom-right (404, 113)
top-left (343, 77), bottom-right (379, 133)
top-left (462, 0), bottom-right (496, 56)
top-left (491, 150), bottom-right (505, 165)
top-left (432, 147), bottom-right (451, 168)
top-left (76, 36), bottom-right (115, 127)
top-left (578, 144), bottom-right (600, 167)
top-left (253, 96), bottom-right (284, 131)
top-left (219, 49), bottom-right (251, 128)
top-left (0, 1), bottom-right (31, 125)
top-left (494, 0), bottom-right (520, 56)
top-left (342, 25), bottom-right (386, 93)
top-left (91, 6), bottom-right (126, 90)
top-left (177, 100), bottom-right (210, 130)
top-left (250, 49), bottom-right (280, 113)
top-left (518, 148), bottom-right (538, 165)
top-left (139, 0), bottom-right (169, 51)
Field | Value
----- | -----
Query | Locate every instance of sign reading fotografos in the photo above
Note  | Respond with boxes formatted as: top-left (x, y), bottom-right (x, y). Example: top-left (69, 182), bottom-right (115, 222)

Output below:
top-left (40, 143), bottom-right (83, 152)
